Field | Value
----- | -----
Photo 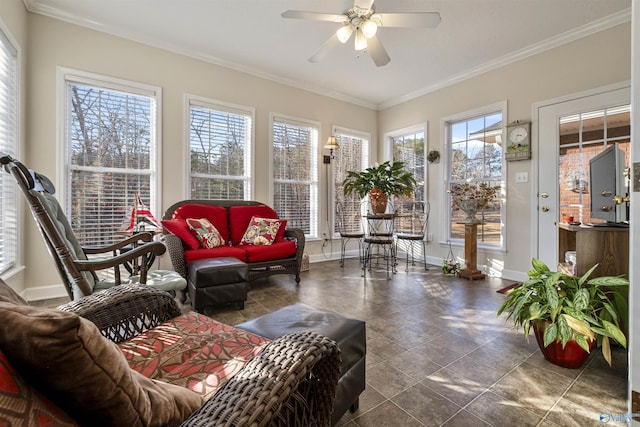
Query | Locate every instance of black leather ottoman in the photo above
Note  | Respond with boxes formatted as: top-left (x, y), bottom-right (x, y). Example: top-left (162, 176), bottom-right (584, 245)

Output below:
top-left (187, 257), bottom-right (248, 312)
top-left (236, 303), bottom-right (366, 426)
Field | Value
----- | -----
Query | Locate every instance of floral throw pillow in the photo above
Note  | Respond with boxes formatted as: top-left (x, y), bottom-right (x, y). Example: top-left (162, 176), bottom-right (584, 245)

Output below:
top-left (239, 217), bottom-right (282, 246)
top-left (186, 218), bottom-right (225, 249)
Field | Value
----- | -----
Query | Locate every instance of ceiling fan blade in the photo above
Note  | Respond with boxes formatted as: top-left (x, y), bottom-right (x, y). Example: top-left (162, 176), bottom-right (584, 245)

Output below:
top-left (374, 12), bottom-right (441, 28)
top-left (309, 33), bottom-right (341, 63)
top-left (281, 10), bottom-right (347, 23)
top-left (354, 0), bottom-right (374, 12)
top-left (367, 35), bottom-right (390, 67)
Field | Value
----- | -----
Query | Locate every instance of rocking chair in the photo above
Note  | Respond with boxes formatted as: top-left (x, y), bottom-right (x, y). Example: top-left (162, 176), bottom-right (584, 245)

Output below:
top-left (0, 155), bottom-right (186, 300)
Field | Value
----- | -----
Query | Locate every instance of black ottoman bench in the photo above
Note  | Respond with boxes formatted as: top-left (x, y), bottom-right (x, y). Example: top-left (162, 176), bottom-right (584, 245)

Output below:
top-left (187, 257), bottom-right (248, 312)
top-left (236, 303), bottom-right (366, 426)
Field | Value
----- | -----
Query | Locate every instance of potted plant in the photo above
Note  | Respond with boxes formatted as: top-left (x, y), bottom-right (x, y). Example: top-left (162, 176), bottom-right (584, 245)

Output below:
top-left (449, 182), bottom-right (500, 223)
top-left (497, 258), bottom-right (628, 368)
top-left (342, 161), bottom-right (416, 213)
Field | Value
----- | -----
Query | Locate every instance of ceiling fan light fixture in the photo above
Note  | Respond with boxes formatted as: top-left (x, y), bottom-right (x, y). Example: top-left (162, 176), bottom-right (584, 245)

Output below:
top-left (362, 20), bottom-right (377, 38)
top-left (336, 25), bottom-right (353, 43)
top-left (354, 29), bottom-right (367, 51)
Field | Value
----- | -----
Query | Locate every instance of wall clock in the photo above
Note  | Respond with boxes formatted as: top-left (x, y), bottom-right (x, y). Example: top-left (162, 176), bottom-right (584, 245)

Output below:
top-left (505, 120), bottom-right (531, 161)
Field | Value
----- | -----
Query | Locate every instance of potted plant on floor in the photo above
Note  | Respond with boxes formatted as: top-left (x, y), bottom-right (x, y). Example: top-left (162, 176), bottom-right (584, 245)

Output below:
top-left (497, 258), bottom-right (628, 368)
top-left (342, 161), bottom-right (416, 213)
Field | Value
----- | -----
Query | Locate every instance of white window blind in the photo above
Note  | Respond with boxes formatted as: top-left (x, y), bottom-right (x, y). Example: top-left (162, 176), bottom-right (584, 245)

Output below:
top-left (0, 28), bottom-right (18, 274)
top-left (272, 116), bottom-right (318, 238)
top-left (391, 129), bottom-right (426, 202)
top-left (64, 73), bottom-right (159, 246)
top-left (333, 129), bottom-right (368, 236)
top-left (447, 110), bottom-right (503, 246)
top-left (188, 97), bottom-right (253, 199)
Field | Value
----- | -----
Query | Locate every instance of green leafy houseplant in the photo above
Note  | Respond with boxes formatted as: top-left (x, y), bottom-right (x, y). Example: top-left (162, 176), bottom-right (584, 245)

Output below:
top-left (342, 161), bottom-right (416, 199)
top-left (497, 258), bottom-right (628, 367)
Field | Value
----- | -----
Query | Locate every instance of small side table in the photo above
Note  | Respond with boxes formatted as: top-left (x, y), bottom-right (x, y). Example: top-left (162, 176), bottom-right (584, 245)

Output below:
top-left (457, 222), bottom-right (485, 280)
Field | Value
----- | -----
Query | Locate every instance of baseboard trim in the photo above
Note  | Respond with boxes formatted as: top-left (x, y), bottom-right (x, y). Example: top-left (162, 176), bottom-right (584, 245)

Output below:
top-left (23, 260), bottom-right (529, 301)
top-left (23, 284), bottom-right (69, 302)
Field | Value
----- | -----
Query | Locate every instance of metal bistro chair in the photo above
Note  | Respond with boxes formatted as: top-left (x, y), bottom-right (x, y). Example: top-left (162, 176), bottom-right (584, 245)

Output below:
top-left (336, 201), bottom-right (365, 267)
top-left (362, 200), bottom-right (396, 280)
top-left (395, 200), bottom-right (430, 271)
top-left (0, 154), bottom-right (186, 300)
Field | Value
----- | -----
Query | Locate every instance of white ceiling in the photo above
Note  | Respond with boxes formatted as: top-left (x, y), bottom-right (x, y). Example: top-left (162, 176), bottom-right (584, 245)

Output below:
top-left (23, 0), bottom-right (631, 109)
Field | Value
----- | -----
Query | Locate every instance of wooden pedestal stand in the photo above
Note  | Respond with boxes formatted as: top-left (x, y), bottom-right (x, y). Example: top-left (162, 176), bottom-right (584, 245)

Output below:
top-left (457, 222), bottom-right (485, 280)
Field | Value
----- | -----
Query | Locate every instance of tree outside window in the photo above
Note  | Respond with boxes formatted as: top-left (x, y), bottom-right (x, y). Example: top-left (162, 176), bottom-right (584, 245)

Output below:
top-left (447, 110), bottom-right (503, 246)
top-left (333, 129), bottom-right (369, 236)
top-left (189, 97), bottom-right (253, 199)
top-left (64, 72), bottom-right (160, 246)
top-left (272, 116), bottom-right (319, 238)
top-left (391, 128), bottom-right (425, 204)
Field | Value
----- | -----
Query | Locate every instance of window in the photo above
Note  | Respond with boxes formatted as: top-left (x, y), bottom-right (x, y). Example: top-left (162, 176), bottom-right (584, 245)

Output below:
top-left (558, 105), bottom-right (630, 224)
top-left (332, 128), bottom-right (369, 236)
top-left (272, 114), bottom-right (319, 238)
top-left (445, 104), bottom-right (504, 247)
top-left (62, 70), bottom-right (161, 246)
top-left (188, 96), bottom-right (253, 199)
top-left (390, 125), bottom-right (426, 203)
top-left (0, 27), bottom-right (18, 274)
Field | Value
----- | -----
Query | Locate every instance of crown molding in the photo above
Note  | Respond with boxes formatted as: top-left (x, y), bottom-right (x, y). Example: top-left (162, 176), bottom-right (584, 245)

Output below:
top-left (378, 8), bottom-right (632, 110)
top-left (22, 0), bottom-right (378, 110)
top-left (23, 1), bottom-right (630, 111)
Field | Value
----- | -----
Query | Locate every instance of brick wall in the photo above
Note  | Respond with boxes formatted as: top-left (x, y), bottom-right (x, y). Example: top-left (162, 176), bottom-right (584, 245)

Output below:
top-left (558, 124), bottom-right (630, 223)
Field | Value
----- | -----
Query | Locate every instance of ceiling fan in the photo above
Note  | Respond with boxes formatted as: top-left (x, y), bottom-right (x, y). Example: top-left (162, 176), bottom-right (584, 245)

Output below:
top-left (281, 0), bottom-right (441, 67)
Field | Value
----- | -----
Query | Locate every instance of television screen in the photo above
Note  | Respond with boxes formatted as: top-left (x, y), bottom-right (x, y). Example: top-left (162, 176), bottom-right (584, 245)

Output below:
top-left (589, 144), bottom-right (627, 223)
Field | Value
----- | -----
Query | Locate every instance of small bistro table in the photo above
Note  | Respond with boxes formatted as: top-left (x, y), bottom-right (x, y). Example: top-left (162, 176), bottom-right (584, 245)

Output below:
top-left (457, 222), bottom-right (485, 280)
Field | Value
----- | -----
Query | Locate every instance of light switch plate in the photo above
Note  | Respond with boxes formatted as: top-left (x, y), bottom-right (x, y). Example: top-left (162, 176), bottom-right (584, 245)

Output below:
top-left (515, 172), bottom-right (528, 183)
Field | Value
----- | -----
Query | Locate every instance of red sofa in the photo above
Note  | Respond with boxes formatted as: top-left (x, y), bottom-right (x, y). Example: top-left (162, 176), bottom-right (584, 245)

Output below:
top-left (161, 200), bottom-right (305, 284)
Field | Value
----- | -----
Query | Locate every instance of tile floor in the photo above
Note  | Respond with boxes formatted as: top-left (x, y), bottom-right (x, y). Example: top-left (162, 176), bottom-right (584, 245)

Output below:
top-left (38, 257), bottom-right (629, 427)
top-left (204, 259), bottom-right (628, 427)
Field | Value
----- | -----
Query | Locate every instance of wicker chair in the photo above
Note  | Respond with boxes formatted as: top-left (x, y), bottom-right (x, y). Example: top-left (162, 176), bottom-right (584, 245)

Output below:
top-left (58, 284), bottom-right (341, 426)
top-left (0, 154), bottom-right (186, 300)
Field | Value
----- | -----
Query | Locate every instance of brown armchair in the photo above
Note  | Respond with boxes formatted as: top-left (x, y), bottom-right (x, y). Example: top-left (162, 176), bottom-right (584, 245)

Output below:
top-left (58, 284), bottom-right (341, 426)
top-left (0, 154), bottom-right (185, 300)
top-left (0, 279), bottom-right (341, 426)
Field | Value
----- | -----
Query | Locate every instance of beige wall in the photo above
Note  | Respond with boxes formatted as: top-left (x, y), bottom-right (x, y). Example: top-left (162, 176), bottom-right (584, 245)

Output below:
top-left (0, 0), bottom-right (29, 293)
top-left (13, 10), bottom-right (378, 298)
top-left (378, 22), bottom-right (631, 278)
top-left (0, 0), bottom-right (632, 297)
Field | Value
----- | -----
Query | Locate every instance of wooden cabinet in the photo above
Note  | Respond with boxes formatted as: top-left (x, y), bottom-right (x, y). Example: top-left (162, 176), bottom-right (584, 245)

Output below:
top-left (557, 223), bottom-right (628, 278)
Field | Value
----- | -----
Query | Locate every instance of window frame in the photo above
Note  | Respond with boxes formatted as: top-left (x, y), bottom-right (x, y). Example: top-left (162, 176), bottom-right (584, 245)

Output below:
top-left (185, 94), bottom-right (255, 200)
top-left (57, 67), bottom-right (162, 244)
top-left (0, 21), bottom-right (20, 275)
top-left (441, 101), bottom-right (507, 250)
top-left (270, 113), bottom-right (320, 239)
top-left (386, 123), bottom-right (428, 204)
top-left (331, 126), bottom-right (370, 238)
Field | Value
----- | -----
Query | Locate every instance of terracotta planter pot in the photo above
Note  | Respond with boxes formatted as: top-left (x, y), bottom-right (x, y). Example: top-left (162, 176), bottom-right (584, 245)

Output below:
top-left (369, 187), bottom-right (388, 214)
top-left (533, 320), bottom-right (594, 369)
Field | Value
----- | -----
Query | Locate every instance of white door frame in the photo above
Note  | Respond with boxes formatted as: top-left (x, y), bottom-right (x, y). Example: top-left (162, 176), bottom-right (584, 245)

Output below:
top-left (530, 81), bottom-right (631, 265)
top-left (629, 0), bottom-right (639, 414)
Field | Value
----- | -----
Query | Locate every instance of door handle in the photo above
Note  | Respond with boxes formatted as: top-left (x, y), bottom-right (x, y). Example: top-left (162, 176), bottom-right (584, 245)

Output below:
top-left (541, 206), bottom-right (550, 212)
